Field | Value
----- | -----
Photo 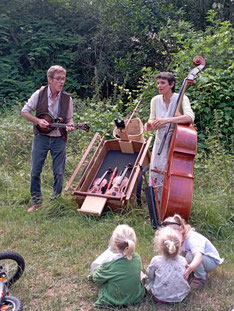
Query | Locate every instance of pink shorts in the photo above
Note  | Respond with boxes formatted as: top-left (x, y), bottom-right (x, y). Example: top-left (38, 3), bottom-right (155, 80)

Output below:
top-left (153, 295), bottom-right (169, 304)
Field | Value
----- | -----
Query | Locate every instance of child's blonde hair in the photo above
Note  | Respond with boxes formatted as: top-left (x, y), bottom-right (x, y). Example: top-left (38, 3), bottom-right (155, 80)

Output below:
top-left (110, 224), bottom-right (136, 260)
top-left (162, 214), bottom-right (194, 237)
top-left (154, 226), bottom-right (181, 259)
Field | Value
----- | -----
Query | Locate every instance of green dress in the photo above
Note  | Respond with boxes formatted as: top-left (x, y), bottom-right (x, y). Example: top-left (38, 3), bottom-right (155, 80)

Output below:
top-left (92, 253), bottom-right (145, 307)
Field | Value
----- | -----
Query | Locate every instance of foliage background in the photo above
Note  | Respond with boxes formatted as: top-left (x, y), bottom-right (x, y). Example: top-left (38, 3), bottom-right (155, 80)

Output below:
top-left (0, 1), bottom-right (233, 309)
top-left (0, 1), bottom-right (233, 150)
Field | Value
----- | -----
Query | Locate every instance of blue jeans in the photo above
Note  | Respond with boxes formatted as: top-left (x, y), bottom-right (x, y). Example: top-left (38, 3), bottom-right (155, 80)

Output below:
top-left (30, 134), bottom-right (66, 205)
top-left (186, 251), bottom-right (218, 279)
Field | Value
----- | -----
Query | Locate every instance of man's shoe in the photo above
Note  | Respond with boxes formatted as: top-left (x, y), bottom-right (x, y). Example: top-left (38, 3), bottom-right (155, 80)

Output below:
top-left (50, 193), bottom-right (60, 201)
top-left (27, 205), bottom-right (41, 213)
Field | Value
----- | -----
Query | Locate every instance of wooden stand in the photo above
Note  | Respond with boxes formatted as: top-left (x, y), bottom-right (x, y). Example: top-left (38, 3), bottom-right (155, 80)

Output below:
top-left (65, 134), bottom-right (151, 216)
top-left (65, 99), bottom-right (153, 217)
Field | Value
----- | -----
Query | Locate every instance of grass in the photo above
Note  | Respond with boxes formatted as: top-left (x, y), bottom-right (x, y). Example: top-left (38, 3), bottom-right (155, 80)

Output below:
top-left (0, 109), bottom-right (233, 311)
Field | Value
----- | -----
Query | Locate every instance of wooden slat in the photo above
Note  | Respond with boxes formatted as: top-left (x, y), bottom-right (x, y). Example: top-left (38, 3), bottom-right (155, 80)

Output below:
top-left (119, 141), bottom-right (134, 153)
top-left (77, 196), bottom-right (107, 216)
top-left (117, 128), bottom-right (129, 141)
top-left (125, 137), bottom-right (152, 201)
top-left (64, 132), bottom-right (99, 191)
top-left (77, 138), bottom-right (107, 191)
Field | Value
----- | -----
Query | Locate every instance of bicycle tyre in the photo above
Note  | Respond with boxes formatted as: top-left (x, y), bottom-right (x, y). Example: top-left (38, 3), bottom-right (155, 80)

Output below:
top-left (1, 295), bottom-right (23, 311)
top-left (0, 252), bottom-right (25, 288)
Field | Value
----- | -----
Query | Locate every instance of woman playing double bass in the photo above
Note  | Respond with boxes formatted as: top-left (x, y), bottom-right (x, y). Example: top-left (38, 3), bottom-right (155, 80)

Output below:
top-left (144, 72), bottom-right (195, 200)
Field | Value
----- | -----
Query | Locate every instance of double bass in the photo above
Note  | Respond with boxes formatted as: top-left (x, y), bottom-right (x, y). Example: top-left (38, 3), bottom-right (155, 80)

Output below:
top-left (159, 56), bottom-right (206, 221)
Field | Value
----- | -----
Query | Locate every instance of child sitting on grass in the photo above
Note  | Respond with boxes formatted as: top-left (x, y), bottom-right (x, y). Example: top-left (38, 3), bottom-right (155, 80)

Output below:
top-left (91, 224), bottom-right (145, 308)
top-left (142, 226), bottom-right (190, 303)
top-left (162, 214), bottom-right (224, 289)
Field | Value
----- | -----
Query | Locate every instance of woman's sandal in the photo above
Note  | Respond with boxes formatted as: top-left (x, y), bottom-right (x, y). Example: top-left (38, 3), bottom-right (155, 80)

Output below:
top-left (190, 277), bottom-right (206, 289)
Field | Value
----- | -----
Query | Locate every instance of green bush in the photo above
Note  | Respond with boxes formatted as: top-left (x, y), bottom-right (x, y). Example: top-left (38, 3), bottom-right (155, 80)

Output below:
top-left (136, 11), bottom-right (234, 150)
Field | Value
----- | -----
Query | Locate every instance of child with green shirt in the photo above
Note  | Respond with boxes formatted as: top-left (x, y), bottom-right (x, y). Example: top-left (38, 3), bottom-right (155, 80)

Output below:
top-left (91, 224), bottom-right (145, 308)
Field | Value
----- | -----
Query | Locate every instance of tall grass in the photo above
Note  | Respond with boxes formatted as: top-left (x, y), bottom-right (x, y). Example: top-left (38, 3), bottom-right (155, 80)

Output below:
top-left (0, 108), bottom-right (233, 311)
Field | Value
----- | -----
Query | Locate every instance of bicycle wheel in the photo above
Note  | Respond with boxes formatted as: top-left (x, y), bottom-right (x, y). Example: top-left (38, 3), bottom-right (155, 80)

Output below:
top-left (0, 252), bottom-right (25, 288)
top-left (1, 295), bottom-right (23, 311)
